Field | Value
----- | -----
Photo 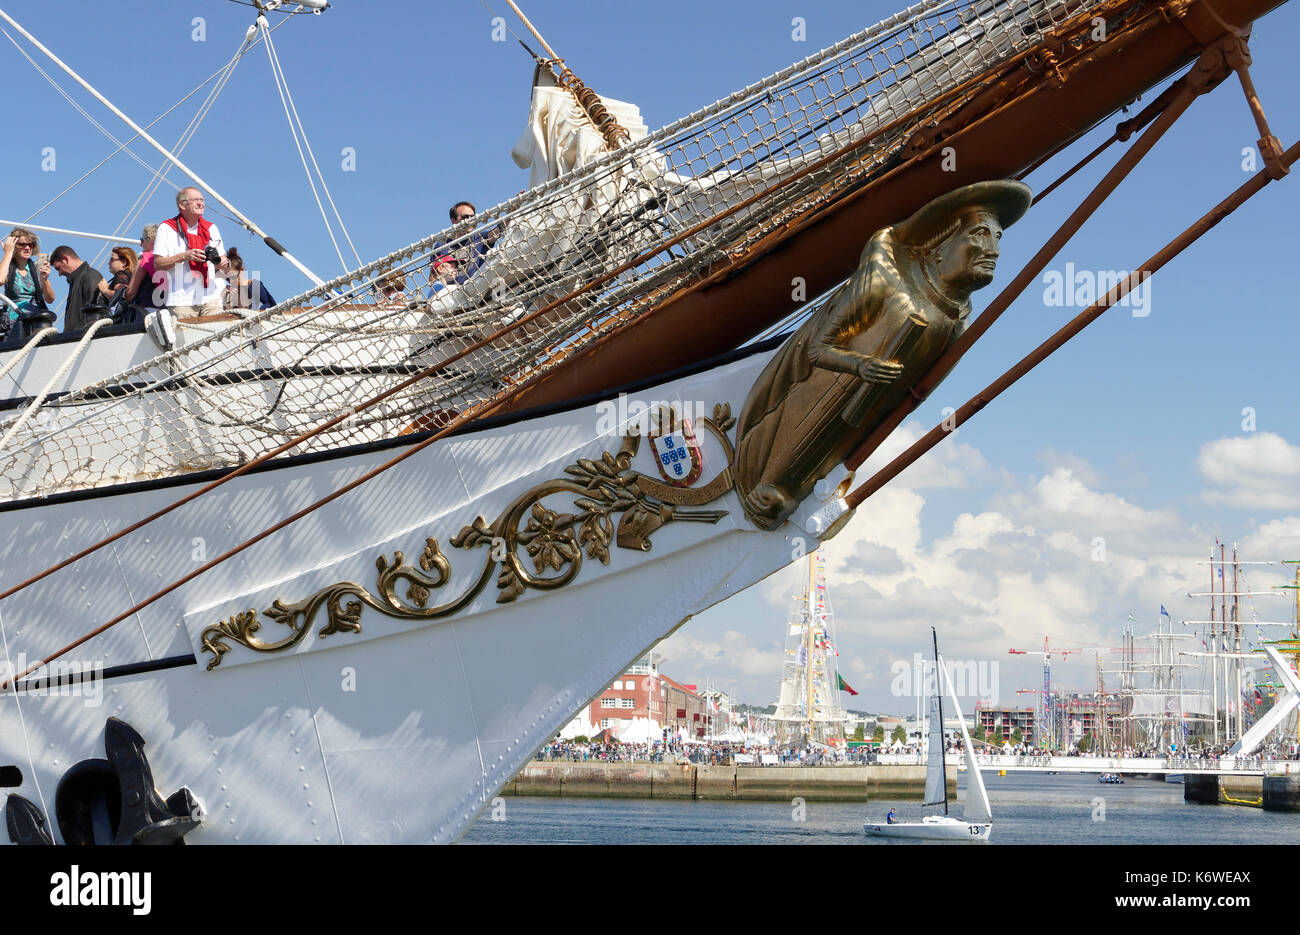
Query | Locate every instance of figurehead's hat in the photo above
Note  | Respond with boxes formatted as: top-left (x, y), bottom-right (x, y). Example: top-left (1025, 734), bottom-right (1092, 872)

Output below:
top-left (894, 180), bottom-right (1033, 247)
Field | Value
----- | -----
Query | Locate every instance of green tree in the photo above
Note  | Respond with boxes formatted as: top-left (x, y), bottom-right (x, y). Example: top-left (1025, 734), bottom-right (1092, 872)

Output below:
top-left (853, 723), bottom-right (866, 741)
top-left (972, 723), bottom-right (986, 741)
top-left (1077, 733), bottom-right (1093, 753)
top-left (872, 724), bottom-right (885, 743)
top-left (1011, 727), bottom-right (1023, 745)
top-left (991, 730), bottom-right (1005, 747)
top-left (890, 725), bottom-right (908, 744)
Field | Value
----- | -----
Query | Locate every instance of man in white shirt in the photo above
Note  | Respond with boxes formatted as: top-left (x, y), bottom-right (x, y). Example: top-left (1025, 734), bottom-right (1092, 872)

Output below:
top-left (152, 187), bottom-right (229, 316)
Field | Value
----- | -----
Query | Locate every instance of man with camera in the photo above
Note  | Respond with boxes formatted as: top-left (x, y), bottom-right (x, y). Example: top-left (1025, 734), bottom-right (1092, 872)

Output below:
top-left (153, 187), bottom-right (229, 316)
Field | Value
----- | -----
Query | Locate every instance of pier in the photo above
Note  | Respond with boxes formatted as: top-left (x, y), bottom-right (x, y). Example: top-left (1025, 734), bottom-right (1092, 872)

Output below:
top-left (876, 753), bottom-right (1296, 777)
top-left (506, 762), bottom-right (941, 801)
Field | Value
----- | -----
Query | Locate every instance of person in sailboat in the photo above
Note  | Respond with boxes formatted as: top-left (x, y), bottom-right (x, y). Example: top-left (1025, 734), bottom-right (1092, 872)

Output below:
top-left (733, 180), bottom-right (1032, 530)
top-left (886, 808), bottom-right (896, 824)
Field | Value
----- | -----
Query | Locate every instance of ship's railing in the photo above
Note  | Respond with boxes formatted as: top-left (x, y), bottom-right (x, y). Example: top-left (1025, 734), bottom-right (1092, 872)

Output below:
top-left (0, 0), bottom-right (1116, 500)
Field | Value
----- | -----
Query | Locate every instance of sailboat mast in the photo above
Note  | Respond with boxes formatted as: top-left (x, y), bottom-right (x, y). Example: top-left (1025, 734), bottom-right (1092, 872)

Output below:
top-left (1210, 545), bottom-right (1219, 746)
top-left (805, 553), bottom-right (816, 744)
top-left (932, 627), bottom-right (948, 816)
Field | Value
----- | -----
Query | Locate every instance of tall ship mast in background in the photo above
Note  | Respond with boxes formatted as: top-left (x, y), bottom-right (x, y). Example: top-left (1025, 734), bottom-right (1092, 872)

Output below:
top-left (1184, 544), bottom-right (1298, 749)
top-left (772, 550), bottom-right (848, 746)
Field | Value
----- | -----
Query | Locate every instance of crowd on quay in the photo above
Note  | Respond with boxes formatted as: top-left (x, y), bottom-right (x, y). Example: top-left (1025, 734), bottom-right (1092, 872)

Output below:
top-left (0, 187), bottom-right (275, 341)
top-left (936, 740), bottom-right (1300, 761)
top-left (536, 739), bottom-right (876, 766)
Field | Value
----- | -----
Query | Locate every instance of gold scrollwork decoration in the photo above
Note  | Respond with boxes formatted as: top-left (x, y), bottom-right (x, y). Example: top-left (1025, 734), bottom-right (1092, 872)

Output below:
top-left (200, 405), bottom-right (737, 670)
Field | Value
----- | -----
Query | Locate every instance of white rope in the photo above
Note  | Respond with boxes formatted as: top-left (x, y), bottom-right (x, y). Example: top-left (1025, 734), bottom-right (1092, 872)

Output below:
top-left (261, 20), bottom-right (362, 268)
top-left (95, 23), bottom-right (286, 266)
top-left (0, 0), bottom-right (1100, 499)
top-left (0, 29), bottom-right (186, 185)
top-left (258, 16), bottom-right (354, 272)
top-left (21, 34), bottom-right (267, 230)
top-left (0, 327), bottom-right (57, 389)
top-left (97, 46), bottom-right (250, 266)
top-left (0, 317), bottom-right (110, 451)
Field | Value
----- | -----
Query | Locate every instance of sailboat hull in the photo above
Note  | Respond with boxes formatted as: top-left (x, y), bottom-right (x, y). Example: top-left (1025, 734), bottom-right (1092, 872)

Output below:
top-left (864, 817), bottom-right (992, 841)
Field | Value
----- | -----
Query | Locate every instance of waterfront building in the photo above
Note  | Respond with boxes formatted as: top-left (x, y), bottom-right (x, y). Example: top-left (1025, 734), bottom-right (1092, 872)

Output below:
top-left (584, 658), bottom-right (710, 740)
top-left (974, 703), bottom-right (1037, 745)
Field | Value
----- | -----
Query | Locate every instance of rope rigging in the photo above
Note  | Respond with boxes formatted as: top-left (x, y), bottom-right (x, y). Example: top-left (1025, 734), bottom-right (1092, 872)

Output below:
top-left (256, 14), bottom-right (362, 272)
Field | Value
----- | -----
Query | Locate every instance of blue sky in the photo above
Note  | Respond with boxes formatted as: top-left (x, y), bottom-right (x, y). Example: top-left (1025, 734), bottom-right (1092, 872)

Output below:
top-left (2, 0), bottom-right (1297, 714)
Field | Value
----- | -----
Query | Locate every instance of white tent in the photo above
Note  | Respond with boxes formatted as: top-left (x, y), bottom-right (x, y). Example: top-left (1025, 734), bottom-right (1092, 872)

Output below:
top-left (558, 714), bottom-right (597, 740)
top-left (714, 728), bottom-right (746, 743)
top-left (617, 718), bottom-right (662, 744)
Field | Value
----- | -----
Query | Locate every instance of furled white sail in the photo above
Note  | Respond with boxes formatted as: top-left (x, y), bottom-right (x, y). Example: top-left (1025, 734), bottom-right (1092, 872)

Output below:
top-left (940, 652), bottom-right (991, 823)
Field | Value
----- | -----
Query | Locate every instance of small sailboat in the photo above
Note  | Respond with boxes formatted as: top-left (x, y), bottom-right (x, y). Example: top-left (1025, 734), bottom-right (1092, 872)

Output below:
top-left (865, 629), bottom-right (992, 841)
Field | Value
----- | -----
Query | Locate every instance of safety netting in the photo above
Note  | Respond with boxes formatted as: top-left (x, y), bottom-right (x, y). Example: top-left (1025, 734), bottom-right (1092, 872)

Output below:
top-left (0, 0), bottom-right (1113, 500)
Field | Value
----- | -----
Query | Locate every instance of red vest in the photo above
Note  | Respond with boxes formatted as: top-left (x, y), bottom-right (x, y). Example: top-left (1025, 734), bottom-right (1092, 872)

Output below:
top-left (163, 214), bottom-right (215, 286)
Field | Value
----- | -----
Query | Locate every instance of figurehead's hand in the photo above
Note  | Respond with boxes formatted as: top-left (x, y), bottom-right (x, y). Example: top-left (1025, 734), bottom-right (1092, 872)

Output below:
top-left (856, 356), bottom-right (904, 385)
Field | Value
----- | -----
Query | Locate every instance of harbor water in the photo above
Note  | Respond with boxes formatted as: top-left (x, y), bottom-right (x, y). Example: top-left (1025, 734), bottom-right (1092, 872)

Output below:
top-left (461, 770), bottom-right (1300, 844)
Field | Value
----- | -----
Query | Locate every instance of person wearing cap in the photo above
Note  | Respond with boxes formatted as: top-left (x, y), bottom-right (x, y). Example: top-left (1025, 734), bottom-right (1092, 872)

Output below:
top-left (734, 180), bottom-right (1033, 530)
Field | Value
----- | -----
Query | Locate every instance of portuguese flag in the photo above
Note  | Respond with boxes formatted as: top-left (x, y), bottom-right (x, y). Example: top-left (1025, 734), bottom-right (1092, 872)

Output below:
top-left (837, 674), bottom-right (859, 696)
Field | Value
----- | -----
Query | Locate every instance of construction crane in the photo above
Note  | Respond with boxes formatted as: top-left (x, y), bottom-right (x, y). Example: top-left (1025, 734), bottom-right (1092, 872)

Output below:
top-left (1008, 639), bottom-right (1084, 751)
top-left (1009, 639), bottom-right (1149, 751)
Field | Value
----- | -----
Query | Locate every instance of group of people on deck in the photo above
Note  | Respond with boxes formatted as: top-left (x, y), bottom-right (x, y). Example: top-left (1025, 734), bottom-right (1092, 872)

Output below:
top-left (0, 186), bottom-right (273, 338)
top-left (375, 200), bottom-right (492, 303)
top-left (3, 191), bottom-right (498, 340)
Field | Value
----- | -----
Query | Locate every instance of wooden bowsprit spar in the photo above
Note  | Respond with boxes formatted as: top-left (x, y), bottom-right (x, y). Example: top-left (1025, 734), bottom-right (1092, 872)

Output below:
top-left (844, 32), bottom-right (1291, 477)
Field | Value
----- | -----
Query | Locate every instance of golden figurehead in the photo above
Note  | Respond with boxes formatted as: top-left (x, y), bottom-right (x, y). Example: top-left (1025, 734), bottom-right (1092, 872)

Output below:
top-left (734, 180), bottom-right (1033, 530)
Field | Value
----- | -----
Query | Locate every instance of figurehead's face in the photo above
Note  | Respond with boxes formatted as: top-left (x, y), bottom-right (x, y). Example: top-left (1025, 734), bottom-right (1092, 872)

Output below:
top-left (934, 208), bottom-right (1003, 293)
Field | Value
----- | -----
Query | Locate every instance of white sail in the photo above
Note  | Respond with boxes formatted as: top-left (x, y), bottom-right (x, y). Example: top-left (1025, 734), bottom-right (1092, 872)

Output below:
top-left (939, 652), bottom-right (991, 823)
top-left (923, 676), bottom-right (946, 807)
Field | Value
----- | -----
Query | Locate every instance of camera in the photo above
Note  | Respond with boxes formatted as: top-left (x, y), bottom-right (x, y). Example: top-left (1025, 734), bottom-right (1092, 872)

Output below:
top-left (203, 245), bottom-right (222, 266)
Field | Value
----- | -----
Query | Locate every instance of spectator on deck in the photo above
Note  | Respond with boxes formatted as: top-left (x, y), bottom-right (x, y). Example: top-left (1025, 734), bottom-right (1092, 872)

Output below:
top-left (430, 201), bottom-right (494, 290)
top-left (153, 187), bottom-right (228, 316)
top-left (100, 246), bottom-right (138, 301)
top-left (0, 227), bottom-right (55, 325)
top-left (221, 247), bottom-right (275, 311)
top-left (126, 224), bottom-right (166, 310)
top-left (376, 269), bottom-right (408, 304)
top-left (50, 245), bottom-right (107, 334)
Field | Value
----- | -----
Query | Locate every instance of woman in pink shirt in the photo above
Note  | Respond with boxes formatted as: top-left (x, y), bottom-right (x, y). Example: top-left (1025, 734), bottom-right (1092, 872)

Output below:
top-left (125, 224), bottom-right (166, 310)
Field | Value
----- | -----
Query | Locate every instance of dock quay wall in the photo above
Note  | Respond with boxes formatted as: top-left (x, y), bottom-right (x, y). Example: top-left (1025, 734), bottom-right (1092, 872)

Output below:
top-left (1182, 774), bottom-right (1300, 810)
top-left (504, 762), bottom-right (944, 801)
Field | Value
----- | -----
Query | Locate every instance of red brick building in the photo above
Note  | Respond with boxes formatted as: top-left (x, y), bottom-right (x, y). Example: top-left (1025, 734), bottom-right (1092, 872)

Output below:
top-left (586, 659), bottom-right (710, 739)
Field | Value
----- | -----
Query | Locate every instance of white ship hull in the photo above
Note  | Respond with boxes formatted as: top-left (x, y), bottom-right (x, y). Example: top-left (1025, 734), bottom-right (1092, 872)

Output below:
top-left (864, 816), bottom-right (992, 841)
top-left (0, 340), bottom-right (841, 843)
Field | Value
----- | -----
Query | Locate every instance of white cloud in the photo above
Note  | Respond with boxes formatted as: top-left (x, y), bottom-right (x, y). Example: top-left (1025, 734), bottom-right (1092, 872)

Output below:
top-left (857, 419), bottom-right (990, 490)
top-left (1198, 433), bottom-right (1300, 509)
top-left (675, 429), bottom-right (1297, 712)
top-left (656, 629), bottom-right (784, 678)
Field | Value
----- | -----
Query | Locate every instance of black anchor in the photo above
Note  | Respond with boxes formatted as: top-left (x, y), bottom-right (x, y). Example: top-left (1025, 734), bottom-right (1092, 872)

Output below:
top-left (3, 717), bottom-right (201, 845)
